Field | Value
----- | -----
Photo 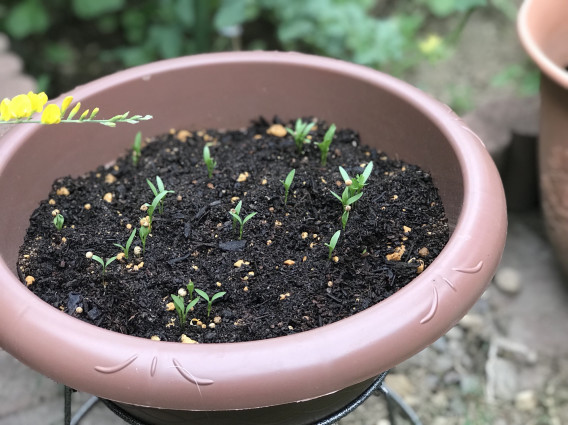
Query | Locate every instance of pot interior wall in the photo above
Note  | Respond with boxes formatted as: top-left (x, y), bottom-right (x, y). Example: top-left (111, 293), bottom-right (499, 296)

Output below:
top-left (523, 0), bottom-right (568, 70)
top-left (0, 58), bottom-right (463, 271)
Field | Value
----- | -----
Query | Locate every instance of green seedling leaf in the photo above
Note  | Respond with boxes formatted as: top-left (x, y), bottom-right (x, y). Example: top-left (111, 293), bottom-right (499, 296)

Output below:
top-left (324, 230), bottom-right (341, 260)
top-left (114, 228), bottom-right (137, 260)
top-left (148, 190), bottom-right (174, 220)
top-left (280, 169), bottom-right (296, 204)
top-left (132, 131), bottom-right (142, 165)
top-left (147, 178), bottom-right (158, 197)
top-left (194, 288), bottom-right (209, 302)
top-left (341, 210), bottom-right (349, 230)
top-left (91, 254), bottom-right (105, 268)
top-left (53, 213), bottom-right (64, 230)
top-left (195, 288), bottom-right (226, 318)
top-left (211, 291), bottom-right (227, 302)
top-left (346, 192), bottom-right (363, 205)
top-left (316, 124), bottom-right (336, 166)
top-left (339, 166), bottom-right (350, 183)
top-left (242, 212), bottom-right (257, 225)
top-left (229, 202), bottom-right (256, 239)
top-left (139, 225), bottom-right (150, 253)
top-left (203, 145), bottom-right (217, 178)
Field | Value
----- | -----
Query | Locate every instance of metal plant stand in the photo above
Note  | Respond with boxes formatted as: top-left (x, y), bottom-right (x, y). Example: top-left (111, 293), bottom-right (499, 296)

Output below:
top-left (64, 370), bottom-right (422, 425)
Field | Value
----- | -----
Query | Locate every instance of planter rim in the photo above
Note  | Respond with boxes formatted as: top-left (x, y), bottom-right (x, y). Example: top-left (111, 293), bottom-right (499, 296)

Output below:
top-left (0, 51), bottom-right (507, 411)
top-left (518, 0), bottom-right (568, 89)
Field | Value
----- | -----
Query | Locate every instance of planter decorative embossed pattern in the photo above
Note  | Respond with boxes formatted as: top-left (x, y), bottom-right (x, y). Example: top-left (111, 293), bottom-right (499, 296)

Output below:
top-left (0, 52), bottom-right (507, 425)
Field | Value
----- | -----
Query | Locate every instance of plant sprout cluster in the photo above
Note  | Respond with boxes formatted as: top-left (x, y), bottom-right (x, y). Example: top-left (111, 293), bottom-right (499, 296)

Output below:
top-left (171, 280), bottom-right (227, 328)
top-left (45, 118), bottom-right (378, 339)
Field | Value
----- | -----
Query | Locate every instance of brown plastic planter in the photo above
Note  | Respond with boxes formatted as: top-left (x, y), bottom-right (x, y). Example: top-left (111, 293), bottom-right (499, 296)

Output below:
top-left (0, 52), bottom-right (506, 425)
top-left (518, 0), bottom-right (568, 278)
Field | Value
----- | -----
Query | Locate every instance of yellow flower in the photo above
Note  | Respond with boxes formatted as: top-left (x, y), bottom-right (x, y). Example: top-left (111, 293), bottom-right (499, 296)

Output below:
top-left (9, 94), bottom-right (33, 119)
top-left (27, 92), bottom-right (48, 113)
top-left (1, 98), bottom-right (12, 121)
top-left (419, 34), bottom-right (443, 55)
top-left (61, 96), bottom-right (73, 114)
top-left (41, 104), bottom-right (62, 125)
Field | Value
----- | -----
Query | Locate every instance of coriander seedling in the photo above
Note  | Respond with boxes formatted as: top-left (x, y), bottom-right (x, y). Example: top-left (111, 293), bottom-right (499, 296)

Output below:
top-left (139, 225), bottom-right (150, 253)
top-left (286, 118), bottom-right (315, 153)
top-left (203, 145), bottom-right (217, 178)
top-left (132, 131), bottom-right (142, 166)
top-left (194, 288), bottom-right (226, 318)
top-left (324, 230), bottom-right (341, 260)
top-left (339, 162), bottom-right (374, 197)
top-left (171, 294), bottom-right (200, 328)
top-left (330, 187), bottom-right (363, 211)
top-left (230, 200), bottom-right (242, 230)
top-left (229, 202), bottom-right (257, 240)
top-left (88, 253), bottom-right (117, 282)
top-left (280, 169), bottom-right (296, 205)
top-left (144, 188), bottom-right (174, 226)
top-left (341, 209), bottom-right (350, 230)
top-left (114, 228), bottom-right (136, 260)
top-left (146, 176), bottom-right (169, 214)
top-left (187, 280), bottom-right (195, 301)
top-left (53, 213), bottom-right (64, 231)
top-left (315, 124), bottom-right (336, 166)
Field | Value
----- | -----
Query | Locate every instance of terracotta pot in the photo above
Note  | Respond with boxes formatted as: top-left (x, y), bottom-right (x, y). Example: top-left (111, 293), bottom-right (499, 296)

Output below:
top-left (0, 52), bottom-right (506, 425)
top-left (518, 0), bottom-right (568, 277)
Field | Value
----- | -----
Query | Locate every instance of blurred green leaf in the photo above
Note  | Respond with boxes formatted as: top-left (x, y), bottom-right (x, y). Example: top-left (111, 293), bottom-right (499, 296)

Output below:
top-left (490, 0), bottom-right (517, 21)
top-left (175, 0), bottom-right (195, 27)
top-left (121, 9), bottom-right (147, 44)
top-left (72, 0), bottom-right (125, 19)
top-left (45, 43), bottom-right (74, 64)
top-left (425, 0), bottom-right (486, 17)
top-left (214, 0), bottom-right (258, 30)
top-left (5, 0), bottom-right (50, 39)
top-left (148, 25), bottom-right (183, 58)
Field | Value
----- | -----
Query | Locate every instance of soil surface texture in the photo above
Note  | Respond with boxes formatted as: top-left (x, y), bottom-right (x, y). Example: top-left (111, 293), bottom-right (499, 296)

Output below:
top-left (17, 117), bottom-right (448, 343)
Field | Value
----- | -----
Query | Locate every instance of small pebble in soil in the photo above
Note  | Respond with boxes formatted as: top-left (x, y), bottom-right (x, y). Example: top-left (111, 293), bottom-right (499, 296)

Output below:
top-left (56, 187), bottom-right (70, 196)
top-left (266, 124), bottom-right (287, 137)
top-left (24, 276), bottom-right (35, 286)
top-left (180, 334), bottom-right (198, 344)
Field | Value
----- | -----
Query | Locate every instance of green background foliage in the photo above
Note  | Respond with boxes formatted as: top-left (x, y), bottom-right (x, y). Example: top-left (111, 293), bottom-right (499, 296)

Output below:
top-left (0, 0), bottom-right (532, 111)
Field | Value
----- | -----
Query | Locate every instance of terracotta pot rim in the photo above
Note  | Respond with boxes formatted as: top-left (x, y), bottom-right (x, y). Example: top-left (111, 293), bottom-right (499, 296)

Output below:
top-left (518, 0), bottom-right (568, 89)
top-left (0, 52), bottom-right (506, 411)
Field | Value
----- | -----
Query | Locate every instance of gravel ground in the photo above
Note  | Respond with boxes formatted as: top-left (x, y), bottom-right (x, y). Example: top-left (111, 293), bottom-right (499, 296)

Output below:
top-left (339, 211), bottom-right (568, 425)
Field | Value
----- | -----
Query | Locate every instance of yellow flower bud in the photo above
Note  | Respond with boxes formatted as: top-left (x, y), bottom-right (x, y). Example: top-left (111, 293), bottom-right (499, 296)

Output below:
top-left (41, 104), bottom-right (62, 125)
top-left (10, 94), bottom-right (33, 119)
top-left (27, 92), bottom-right (48, 113)
top-left (67, 102), bottom-right (81, 120)
top-left (61, 96), bottom-right (73, 114)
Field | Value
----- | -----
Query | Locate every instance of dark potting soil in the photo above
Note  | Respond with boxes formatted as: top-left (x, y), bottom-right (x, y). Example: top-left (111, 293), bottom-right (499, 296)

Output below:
top-left (17, 117), bottom-right (449, 343)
